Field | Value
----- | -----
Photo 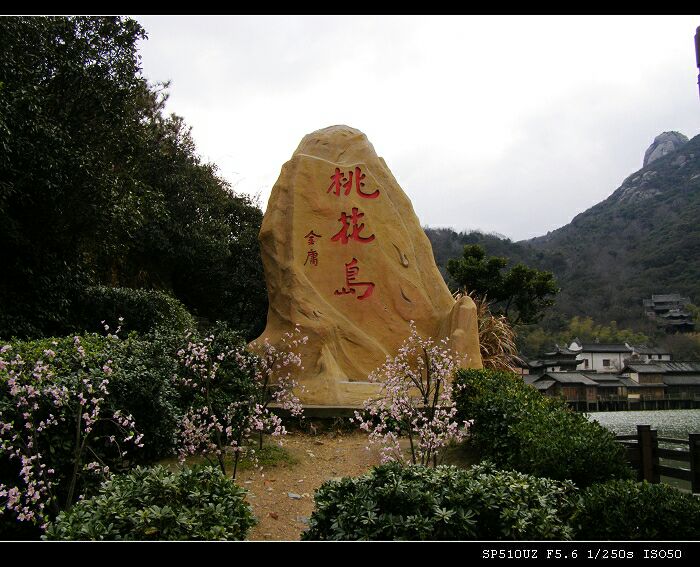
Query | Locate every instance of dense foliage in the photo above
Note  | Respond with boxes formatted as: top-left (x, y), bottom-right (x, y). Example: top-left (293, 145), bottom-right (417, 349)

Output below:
top-left (446, 244), bottom-right (559, 325)
top-left (661, 332), bottom-right (700, 360)
top-left (0, 333), bottom-right (145, 534)
top-left (104, 330), bottom-right (184, 464)
top-left (45, 465), bottom-right (256, 540)
top-left (0, 16), bottom-right (266, 341)
top-left (0, 325), bottom-right (286, 537)
top-left (517, 316), bottom-right (651, 359)
top-left (575, 480), bottom-right (700, 540)
top-left (302, 461), bottom-right (578, 541)
top-left (453, 369), bottom-right (634, 487)
top-left (75, 286), bottom-right (196, 336)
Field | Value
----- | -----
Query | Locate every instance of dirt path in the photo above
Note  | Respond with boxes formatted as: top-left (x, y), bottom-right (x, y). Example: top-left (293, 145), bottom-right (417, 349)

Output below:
top-left (240, 430), bottom-right (382, 541)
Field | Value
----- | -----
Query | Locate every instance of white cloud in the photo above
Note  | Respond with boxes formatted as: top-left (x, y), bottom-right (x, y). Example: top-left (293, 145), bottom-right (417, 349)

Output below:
top-left (134, 14), bottom-right (700, 241)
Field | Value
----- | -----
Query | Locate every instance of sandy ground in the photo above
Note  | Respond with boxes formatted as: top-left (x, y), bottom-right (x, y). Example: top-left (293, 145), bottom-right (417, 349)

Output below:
top-left (240, 430), bottom-right (382, 541)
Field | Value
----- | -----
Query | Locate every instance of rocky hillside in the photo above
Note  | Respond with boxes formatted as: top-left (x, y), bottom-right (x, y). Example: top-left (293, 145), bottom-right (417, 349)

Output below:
top-left (427, 131), bottom-right (700, 330)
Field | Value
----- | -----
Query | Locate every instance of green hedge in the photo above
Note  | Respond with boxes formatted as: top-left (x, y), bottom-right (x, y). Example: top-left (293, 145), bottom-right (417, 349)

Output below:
top-left (453, 369), bottom-right (634, 487)
top-left (45, 465), bottom-right (256, 540)
top-left (575, 480), bottom-right (700, 540)
top-left (1, 331), bottom-right (183, 467)
top-left (1, 334), bottom-right (132, 508)
top-left (1, 331), bottom-right (182, 538)
top-left (106, 330), bottom-right (184, 464)
top-left (75, 286), bottom-right (196, 336)
top-left (302, 461), bottom-right (578, 541)
top-left (1, 325), bottom-right (257, 537)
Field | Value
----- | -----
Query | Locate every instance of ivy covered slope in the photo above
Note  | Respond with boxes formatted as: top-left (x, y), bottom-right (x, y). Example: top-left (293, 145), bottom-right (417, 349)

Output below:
top-left (427, 133), bottom-right (700, 330)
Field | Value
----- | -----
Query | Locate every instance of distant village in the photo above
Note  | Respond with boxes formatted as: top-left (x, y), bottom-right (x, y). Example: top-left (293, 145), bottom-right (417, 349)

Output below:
top-left (521, 293), bottom-right (699, 411)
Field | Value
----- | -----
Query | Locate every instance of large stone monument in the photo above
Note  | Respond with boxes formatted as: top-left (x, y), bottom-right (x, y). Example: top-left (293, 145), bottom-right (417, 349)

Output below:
top-left (254, 125), bottom-right (482, 406)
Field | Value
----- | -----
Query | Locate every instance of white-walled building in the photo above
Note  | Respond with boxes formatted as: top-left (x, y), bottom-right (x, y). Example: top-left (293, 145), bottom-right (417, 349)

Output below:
top-left (567, 339), bottom-right (671, 373)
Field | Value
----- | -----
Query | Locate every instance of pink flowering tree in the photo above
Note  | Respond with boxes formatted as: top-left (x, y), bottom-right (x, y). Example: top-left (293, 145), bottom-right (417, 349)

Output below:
top-left (244, 326), bottom-right (306, 450)
top-left (175, 327), bottom-right (306, 479)
top-left (353, 322), bottom-right (471, 467)
top-left (0, 331), bottom-right (143, 530)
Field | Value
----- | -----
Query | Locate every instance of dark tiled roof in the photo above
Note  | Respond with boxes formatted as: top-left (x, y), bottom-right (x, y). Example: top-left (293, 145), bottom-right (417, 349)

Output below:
top-left (590, 373), bottom-right (623, 381)
top-left (650, 294), bottom-right (688, 303)
top-left (543, 345), bottom-right (579, 356)
top-left (633, 346), bottom-right (671, 355)
top-left (664, 375), bottom-right (700, 386)
top-left (541, 372), bottom-right (598, 385)
top-left (618, 377), bottom-right (667, 388)
top-left (657, 361), bottom-right (700, 373)
top-left (625, 364), bottom-right (666, 374)
top-left (528, 359), bottom-right (582, 369)
top-left (580, 343), bottom-right (632, 353)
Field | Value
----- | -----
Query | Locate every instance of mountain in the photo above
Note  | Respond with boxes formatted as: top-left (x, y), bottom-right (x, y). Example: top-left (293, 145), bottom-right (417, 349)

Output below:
top-left (426, 131), bottom-right (700, 331)
top-left (643, 132), bottom-right (689, 167)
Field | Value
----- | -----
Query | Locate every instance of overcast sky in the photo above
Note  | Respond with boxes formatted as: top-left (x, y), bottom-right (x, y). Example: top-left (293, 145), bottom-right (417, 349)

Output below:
top-left (134, 15), bottom-right (700, 242)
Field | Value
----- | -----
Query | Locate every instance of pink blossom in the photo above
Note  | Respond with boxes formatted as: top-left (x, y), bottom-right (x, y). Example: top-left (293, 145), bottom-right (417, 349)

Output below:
top-left (0, 334), bottom-right (143, 530)
top-left (354, 321), bottom-right (469, 467)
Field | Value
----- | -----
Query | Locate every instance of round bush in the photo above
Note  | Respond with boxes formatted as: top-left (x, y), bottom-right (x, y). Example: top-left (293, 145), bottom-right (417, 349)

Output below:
top-left (576, 480), bottom-right (700, 540)
top-left (453, 369), bottom-right (634, 487)
top-left (45, 465), bottom-right (256, 540)
top-left (76, 286), bottom-right (196, 336)
top-left (302, 461), bottom-right (578, 541)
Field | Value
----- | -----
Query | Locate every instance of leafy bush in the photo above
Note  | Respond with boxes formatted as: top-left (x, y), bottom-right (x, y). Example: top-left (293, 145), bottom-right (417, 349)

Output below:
top-left (2, 331), bottom-right (183, 469)
top-left (175, 324), bottom-right (304, 479)
top-left (0, 334), bottom-right (144, 534)
top-left (0, 327), bottom-right (260, 537)
top-left (302, 461), bottom-right (578, 541)
top-left (106, 329), bottom-right (183, 464)
top-left (45, 465), bottom-right (256, 540)
top-left (453, 369), bottom-right (634, 487)
top-left (75, 286), bottom-right (196, 336)
top-left (575, 480), bottom-right (700, 540)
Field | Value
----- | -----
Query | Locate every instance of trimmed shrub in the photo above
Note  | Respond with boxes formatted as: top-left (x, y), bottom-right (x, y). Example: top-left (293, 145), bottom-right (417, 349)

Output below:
top-left (1, 333), bottom-right (147, 536)
top-left (108, 322), bottom-right (251, 465)
top-left (575, 480), bottom-right (700, 540)
top-left (45, 465), bottom-right (256, 540)
top-left (0, 326), bottom-right (256, 537)
top-left (302, 461), bottom-right (578, 541)
top-left (1, 332), bottom-right (183, 468)
top-left (453, 369), bottom-right (634, 487)
top-left (106, 330), bottom-right (183, 464)
top-left (1, 334), bottom-right (140, 493)
top-left (75, 286), bottom-right (196, 336)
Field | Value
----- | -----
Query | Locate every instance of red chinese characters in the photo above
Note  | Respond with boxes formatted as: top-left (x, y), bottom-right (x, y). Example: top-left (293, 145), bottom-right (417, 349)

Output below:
top-left (305, 231), bottom-right (322, 245)
top-left (303, 230), bottom-right (322, 267)
top-left (325, 166), bottom-right (378, 299)
top-left (327, 167), bottom-right (379, 199)
top-left (334, 258), bottom-right (374, 300)
top-left (330, 207), bottom-right (375, 245)
top-left (304, 249), bottom-right (318, 266)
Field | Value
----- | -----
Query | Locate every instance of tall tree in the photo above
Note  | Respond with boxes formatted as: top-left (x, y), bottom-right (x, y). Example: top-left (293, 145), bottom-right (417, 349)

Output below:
top-left (0, 16), bottom-right (267, 339)
top-left (446, 244), bottom-right (559, 325)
